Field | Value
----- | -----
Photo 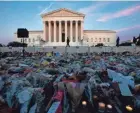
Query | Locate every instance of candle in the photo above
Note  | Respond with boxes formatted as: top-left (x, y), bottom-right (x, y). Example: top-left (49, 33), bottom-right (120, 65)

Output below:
top-left (93, 95), bottom-right (98, 100)
top-left (107, 104), bottom-right (112, 109)
top-left (126, 105), bottom-right (133, 112)
top-left (99, 102), bottom-right (105, 109)
top-left (82, 101), bottom-right (87, 106)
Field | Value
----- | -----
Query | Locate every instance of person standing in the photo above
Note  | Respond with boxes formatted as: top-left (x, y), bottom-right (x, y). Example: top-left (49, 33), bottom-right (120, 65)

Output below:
top-left (67, 37), bottom-right (70, 47)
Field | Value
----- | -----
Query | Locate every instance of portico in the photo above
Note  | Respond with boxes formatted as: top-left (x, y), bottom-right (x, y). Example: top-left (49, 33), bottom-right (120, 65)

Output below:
top-left (15, 8), bottom-right (116, 47)
top-left (41, 8), bottom-right (84, 46)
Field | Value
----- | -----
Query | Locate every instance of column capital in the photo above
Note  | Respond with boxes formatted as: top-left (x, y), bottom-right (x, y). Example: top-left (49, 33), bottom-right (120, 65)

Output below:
top-left (65, 20), bottom-right (67, 24)
top-left (70, 20), bottom-right (73, 23)
top-left (44, 21), bottom-right (48, 24)
top-left (59, 20), bottom-right (62, 23)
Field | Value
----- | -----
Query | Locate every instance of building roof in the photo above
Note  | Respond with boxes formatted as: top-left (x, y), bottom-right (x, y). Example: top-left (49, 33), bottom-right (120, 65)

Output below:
top-left (41, 8), bottom-right (85, 17)
top-left (84, 30), bottom-right (116, 33)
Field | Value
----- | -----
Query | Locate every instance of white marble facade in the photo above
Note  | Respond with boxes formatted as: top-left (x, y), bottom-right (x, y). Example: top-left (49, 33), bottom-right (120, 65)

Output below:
top-left (14, 8), bottom-right (116, 46)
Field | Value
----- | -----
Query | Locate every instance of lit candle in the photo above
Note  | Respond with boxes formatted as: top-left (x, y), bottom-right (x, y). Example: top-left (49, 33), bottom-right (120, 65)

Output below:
top-left (126, 105), bottom-right (133, 112)
top-left (93, 95), bottom-right (98, 100)
top-left (82, 101), bottom-right (87, 106)
top-left (107, 104), bottom-right (112, 109)
top-left (99, 102), bottom-right (105, 109)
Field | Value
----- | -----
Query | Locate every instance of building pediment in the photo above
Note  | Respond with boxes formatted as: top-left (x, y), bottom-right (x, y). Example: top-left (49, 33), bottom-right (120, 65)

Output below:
top-left (41, 8), bottom-right (85, 17)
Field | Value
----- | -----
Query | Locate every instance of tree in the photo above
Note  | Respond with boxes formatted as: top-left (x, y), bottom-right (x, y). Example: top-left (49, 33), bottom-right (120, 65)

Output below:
top-left (137, 34), bottom-right (140, 40)
top-left (7, 41), bottom-right (27, 47)
top-left (0, 43), bottom-right (3, 47)
top-left (136, 39), bottom-right (140, 46)
top-left (119, 42), bottom-right (132, 46)
top-left (136, 34), bottom-right (140, 46)
top-left (133, 36), bottom-right (136, 44)
top-left (116, 37), bottom-right (120, 47)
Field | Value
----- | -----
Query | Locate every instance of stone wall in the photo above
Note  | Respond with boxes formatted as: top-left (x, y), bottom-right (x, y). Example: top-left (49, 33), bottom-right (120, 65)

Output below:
top-left (0, 46), bottom-right (139, 53)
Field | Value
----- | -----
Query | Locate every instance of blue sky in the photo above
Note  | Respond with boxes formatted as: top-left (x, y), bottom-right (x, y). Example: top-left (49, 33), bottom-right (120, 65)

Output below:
top-left (0, 1), bottom-right (140, 44)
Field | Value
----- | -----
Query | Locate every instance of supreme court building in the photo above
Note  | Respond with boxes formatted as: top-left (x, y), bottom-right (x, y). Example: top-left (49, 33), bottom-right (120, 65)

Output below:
top-left (15, 8), bottom-right (116, 46)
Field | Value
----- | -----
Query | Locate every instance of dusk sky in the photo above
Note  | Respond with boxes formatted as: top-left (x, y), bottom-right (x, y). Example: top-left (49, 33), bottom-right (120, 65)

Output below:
top-left (0, 1), bottom-right (140, 44)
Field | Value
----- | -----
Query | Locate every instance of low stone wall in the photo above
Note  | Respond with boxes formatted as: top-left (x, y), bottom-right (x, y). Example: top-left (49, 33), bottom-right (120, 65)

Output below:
top-left (0, 46), bottom-right (139, 53)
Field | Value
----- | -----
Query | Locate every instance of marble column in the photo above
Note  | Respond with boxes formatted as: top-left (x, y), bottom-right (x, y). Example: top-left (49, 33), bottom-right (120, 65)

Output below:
top-left (54, 21), bottom-right (56, 42)
top-left (75, 21), bottom-right (78, 42)
top-left (81, 21), bottom-right (83, 40)
top-left (65, 21), bottom-right (67, 42)
top-left (48, 21), bottom-right (51, 42)
top-left (43, 21), bottom-right (47, 41)
top-left (70, 21), bottom-right (73, 42)
top-left (59, 21), bottom-right (62, 42)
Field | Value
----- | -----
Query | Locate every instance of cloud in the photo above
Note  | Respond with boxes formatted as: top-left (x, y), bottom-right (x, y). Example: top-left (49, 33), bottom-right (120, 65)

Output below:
top-left (116, 24), bottom-right (140, 32)
top-left (97, 5), bottom-right (140, 22)
top-left (37, 2), bottom-right (54, 16)
top-left (78, 2), bottom-right (109, 16)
